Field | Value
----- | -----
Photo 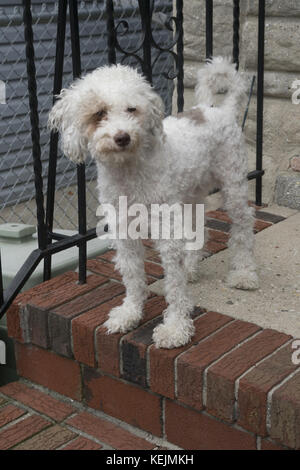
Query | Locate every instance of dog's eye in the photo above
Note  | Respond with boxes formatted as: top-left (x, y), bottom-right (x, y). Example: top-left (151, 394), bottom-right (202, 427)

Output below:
top-left (95, 110), bottom-right (106, 120)
top-left (127, 107), bottom-right (136, 113)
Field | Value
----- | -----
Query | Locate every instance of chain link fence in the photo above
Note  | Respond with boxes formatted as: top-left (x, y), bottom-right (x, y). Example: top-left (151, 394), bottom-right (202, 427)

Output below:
top-left (0, 0), bottom-right (174, 231)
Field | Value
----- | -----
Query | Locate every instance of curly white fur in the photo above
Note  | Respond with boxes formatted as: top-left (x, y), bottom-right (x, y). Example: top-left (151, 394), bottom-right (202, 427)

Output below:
top-left (48, 58), bottom-right (258, 349)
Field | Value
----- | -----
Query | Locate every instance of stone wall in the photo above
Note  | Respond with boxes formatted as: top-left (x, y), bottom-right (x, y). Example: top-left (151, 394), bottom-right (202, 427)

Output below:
top-left (179, 0), bottom-right (300, 204)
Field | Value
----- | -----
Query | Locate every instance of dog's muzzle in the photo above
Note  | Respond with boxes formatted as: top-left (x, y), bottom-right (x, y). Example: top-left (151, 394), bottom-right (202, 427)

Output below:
top-left (114, 131), bottom-right (131, 148)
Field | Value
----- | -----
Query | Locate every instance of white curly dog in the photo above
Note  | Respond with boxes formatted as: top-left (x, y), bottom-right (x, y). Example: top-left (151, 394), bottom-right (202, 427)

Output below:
top-left (49, 57), bottom-right (259, 349)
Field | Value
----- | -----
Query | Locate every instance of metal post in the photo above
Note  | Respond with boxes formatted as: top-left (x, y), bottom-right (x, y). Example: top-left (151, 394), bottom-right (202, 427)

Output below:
top-left (138, 0), bottom-right (153, 84)
top-left (44, 0), bottom-right (68, 281)
top-left (106, 0), bottom-right (117, 65)
top-left (256, 0), bottom-right (265, 206)
top-left (176, 0), bottom-right (184, 113)
top-left (206, 0), bottom-right (213, 60)
top-left (23, 0), bottom-right (47, 251)
top-left (233, 0), bottom-right (240, 69)
top-left (69, 0), bottom-right (87, 284)
top-left (0, 251), bottom-right (3, 307)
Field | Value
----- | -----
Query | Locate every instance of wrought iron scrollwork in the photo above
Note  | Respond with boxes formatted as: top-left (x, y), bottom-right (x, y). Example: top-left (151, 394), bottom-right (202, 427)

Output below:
top-left (106, 0), bottom-right (184, 111)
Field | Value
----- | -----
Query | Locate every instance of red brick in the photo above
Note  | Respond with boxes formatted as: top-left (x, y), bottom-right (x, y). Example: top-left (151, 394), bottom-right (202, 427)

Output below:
top-left (142, 240), bottom-right (154, 249)
top-left (205, 240), bottom-right (227, 254)
top-left (6, 304), bottom-right (25, 344)
top-left (96, 326), bottom-right (123, 377)
top-left (0, 414), bottom-right (51, 450)
top-left (97, 295), bottom-right (166, 377)
top-left (0, 381), bottom-right (74, 422)
top-left (249, 201), bottom-right (268, 210)
top-left (12, 272), bottom-right (77, 307)
top-left (261, 439), bottom-right (286, 450)
top-left (206, 210), bottom-right (232, 224)
top-left (23, 304), bottom-right (50, 349)
top-left (14, 424), bottom-right (76, 450)
top-left (177, 320), bottom-right (261, 410)
top-left (208, 229), bottom-right (229, 244)
top-left (0, 404), bottom-right (26, 428)
top-left (93, 251), bottom-right (163, 279)
top-left (83, 367), bottom-right (162, 437)
top-left (6, 272), bottom-right (77, 342)
top-left (206, 329), bottom-right (291, 422)
top-left (27, 274), bottom-right (107, 310)
top-left (0, 397), bottom-right (7, 406)
top-left (8, 274), bottom-right (107, 349)
top-left (165, 400), bottom-right (256, 450)
top-left (145, 248), bottom-right (161, 264)
top-left (62, 436), bottom-right (102, 450)
top-left (144, 261), bottom-right (164, 279)
top-left (238, 342), bottom-right (299, 436)
top-left (52, 281), bottom-right (124, 318)
top-left (149, 311), bottom-right (233, 399)
top-left (270, 371), bottom-right (300, 449)
top-left (146, 275), bottom-right (160, 285)
top-left (15, 343), bottom-right (82, 401)
top-left (67, 411), bottom-right (154, 450)
top-left (48, 281), bottom-right (125, 357)
top-left (121, 297), bottom-right (168, 386)
top-left (87, 259), bottom-right (122, 281)
top-left (72, 294), bottom-right (125, 367)
top-left (254, 219), bottom-right (272, 233)
top-left (98, 249), bottom-right (116, 262)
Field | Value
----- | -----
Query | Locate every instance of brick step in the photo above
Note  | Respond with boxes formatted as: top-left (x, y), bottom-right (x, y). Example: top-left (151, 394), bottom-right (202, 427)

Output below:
top-left (0, 381), bottom-right (170, 450)
top-left (4, 207), bottom-right (299, 450)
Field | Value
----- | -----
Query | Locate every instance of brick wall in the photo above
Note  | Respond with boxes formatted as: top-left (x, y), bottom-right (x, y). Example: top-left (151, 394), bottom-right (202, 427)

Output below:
top-left (4, 213), bottom-right (300, 450)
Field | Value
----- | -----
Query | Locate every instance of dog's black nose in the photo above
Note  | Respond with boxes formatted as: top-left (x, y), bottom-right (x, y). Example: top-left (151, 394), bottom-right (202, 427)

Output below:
top-left (114, 132), bottom-right (131, 148)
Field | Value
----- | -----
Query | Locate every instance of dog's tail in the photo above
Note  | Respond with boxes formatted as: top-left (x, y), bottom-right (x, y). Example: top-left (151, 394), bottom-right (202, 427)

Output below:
top-left (195, 57), bottom-right (246, 118)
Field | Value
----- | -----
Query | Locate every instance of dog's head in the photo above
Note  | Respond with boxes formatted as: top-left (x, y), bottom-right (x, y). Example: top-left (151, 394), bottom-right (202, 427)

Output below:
top-left (48, 64), bottom-right (165, 166)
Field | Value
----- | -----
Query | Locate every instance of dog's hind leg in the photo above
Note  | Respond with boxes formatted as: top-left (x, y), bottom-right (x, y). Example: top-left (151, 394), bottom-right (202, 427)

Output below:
top-left (104, 239), bottom-right (148, 333)
top-left (183, 202), bottom-right (209, 282)
top-left (221, 175), bottom-right (259, 291)
top-left (152, 238), bottom-right (195, 348)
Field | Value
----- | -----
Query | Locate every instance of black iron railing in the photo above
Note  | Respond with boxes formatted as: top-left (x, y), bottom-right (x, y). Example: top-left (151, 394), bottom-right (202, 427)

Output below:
top-left (0, 0), bottom-right (266, 319)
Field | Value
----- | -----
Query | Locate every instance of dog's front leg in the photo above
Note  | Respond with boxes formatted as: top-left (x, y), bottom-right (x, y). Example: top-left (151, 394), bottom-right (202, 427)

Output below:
top-left (152, 239), bottom-right (195, 348)
top-left (104, 239), bottom-right (148, 334)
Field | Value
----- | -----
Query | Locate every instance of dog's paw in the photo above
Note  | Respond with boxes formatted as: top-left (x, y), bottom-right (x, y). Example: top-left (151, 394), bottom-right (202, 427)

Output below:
top-left (104, 303), bottom-right (142, 334)
top-left (152, 316), bottom-right (195, 349)
top-left (227, 270), bottom-right (259, 291)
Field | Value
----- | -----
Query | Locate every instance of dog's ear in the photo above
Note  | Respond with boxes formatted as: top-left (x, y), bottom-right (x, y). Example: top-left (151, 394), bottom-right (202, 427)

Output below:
top-left (48, 87), bottom-right (88, 164)
top-left (146, 89), bottom-right (165, 135)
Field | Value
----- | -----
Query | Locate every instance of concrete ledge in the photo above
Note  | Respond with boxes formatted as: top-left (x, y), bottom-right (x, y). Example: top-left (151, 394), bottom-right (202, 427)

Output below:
top-left (151, 210), bottom-right (300, 339)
